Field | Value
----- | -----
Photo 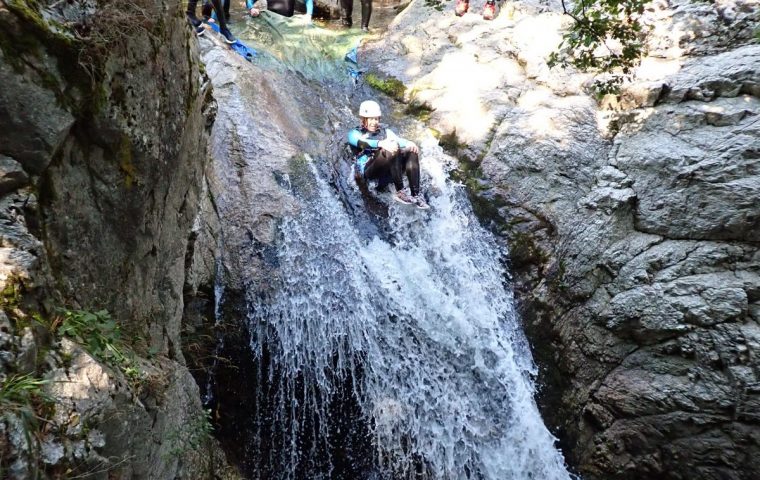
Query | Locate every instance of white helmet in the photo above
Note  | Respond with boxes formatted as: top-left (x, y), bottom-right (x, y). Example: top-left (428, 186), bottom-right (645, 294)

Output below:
top-left (359, 100), bottom-right (382, 118)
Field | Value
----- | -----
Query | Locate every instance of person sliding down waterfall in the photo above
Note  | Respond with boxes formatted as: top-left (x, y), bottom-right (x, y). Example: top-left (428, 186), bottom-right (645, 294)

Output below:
top-left (348, 100), bottom-right (430, 209)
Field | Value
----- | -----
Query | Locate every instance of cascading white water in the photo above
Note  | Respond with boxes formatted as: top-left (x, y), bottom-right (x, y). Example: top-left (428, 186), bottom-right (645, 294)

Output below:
top-left (246, 134), bottom-right (572, 479)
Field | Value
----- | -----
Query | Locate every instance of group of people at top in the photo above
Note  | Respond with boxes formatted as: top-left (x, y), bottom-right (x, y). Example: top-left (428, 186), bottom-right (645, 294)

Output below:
top-left (186, 0), bottom-right (500, 43)
top-left (186, 0), bottom-right (309, 43)
top-left (185, 0), bottom-right (368, 41)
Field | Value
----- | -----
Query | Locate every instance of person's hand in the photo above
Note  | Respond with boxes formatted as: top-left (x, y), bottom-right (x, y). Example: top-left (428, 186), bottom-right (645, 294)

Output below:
top-left (406, 142), bottom-right (419, 154)
top-left (379, 139), bottom-right (399, 154)
top-left (249, 7), bottom-right (260, 17)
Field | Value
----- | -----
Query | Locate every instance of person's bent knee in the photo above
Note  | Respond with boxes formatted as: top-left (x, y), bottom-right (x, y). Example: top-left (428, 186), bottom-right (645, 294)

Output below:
top-left (401, 150), bottom-right (419, 163)
top-left (376, 149), bottom-right (398, 162)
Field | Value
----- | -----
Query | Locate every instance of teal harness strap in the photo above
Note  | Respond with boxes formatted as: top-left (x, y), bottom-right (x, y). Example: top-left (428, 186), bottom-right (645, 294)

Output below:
top-left (355, 153), bottom-right (371, 177)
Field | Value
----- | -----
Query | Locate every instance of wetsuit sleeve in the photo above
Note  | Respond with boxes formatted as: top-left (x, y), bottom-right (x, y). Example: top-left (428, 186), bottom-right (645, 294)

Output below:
top-left (386, 129), bottom-right (409, 149)
top-left (348, 129), bottom-right (379, 150)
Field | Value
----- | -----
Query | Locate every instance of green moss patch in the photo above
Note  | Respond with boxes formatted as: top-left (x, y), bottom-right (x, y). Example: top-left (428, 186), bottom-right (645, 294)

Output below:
top-left (403, 100), bottom-right (434, 122)
top-left (118, 135), bottom-right (137, 188)
top-left (365, 73), bottom-right (406, 102)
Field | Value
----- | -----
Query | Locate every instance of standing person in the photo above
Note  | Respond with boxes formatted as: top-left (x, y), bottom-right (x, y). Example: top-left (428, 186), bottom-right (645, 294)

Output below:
top-left (299, 0), bottom-right (314, 21)
top-left (340, 0), bottom-right (372, 32)
top-left (202, 0), bottom-right (231, 23)
top-left (347, 100), bottom-right (429, 209)
top-left (454, 0), bottom-right (497, 20)
top-left (187, 0), bottom-right (237, 43)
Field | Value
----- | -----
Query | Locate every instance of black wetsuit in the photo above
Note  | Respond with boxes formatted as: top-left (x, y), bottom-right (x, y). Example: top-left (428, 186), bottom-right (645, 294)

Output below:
top-left (348, 125), bottom-right (421, 196)
top-left (340, 0), bottom-right (372, 29)
top-left (202, 0), bottom-right (231, 22)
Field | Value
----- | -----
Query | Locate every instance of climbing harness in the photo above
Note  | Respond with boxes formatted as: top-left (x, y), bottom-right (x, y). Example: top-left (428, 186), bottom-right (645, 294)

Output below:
top-left (344, 42), bottom-right (366, 86)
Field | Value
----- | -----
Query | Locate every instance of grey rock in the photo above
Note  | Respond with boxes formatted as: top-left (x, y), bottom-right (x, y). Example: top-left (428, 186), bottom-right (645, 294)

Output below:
top-left (615, 95), bottom-right (760, 241)
top-left (619, 82), bottom-right (665, 109)
top-left (8, 459), bottom-right (30, 480)
top-left (16, 327), bottom-right (37, 374)
top-left (4, 414), bottom-right (32, 480)
top-left (0, 2), bottom-right (239, 478)
top-left (0, 49), bottom-right (75, 175)
top-left (40, 438), bottom-right (65, 465)
top-left (35, 11), bottom-right (210, 359)
top-left (71, 439), bottom-right (88, 461)
top-left (43, 339), bottom-right (234, 478)
top-left (0, 246), bottom-right (37, 286)
top-left (595, 166), bottom-right (632, 188)
top-left (195, 35), bottom-right (312, 293)
top-left (664, 45), bottom-right (760, 102)
top-left (0, 155), bottom-right (29, 195)
top-left (579, 187), bottom-right (636, 213)
top-left (0, 311), bottom-right (13, 374)
top-left (185, 178), bottom-right (221, 299)
top-left (87, 429), bottom-right (106, 448)
top-left (750, 302), bottom-right (760, 322)
top-left (645, 0), bottom-right (759, 57)
top-left (0, 190), bottom-right (45, 254)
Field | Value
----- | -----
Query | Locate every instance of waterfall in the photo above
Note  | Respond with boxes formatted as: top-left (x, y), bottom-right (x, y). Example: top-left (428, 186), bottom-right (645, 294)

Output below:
top-left (194, 11), bottom-right (576, 478)
top-left (245, 134), bottom-right (572, 479)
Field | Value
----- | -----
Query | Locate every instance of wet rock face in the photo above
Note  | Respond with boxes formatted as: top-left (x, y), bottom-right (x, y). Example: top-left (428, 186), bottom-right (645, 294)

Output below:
top-left (0, 1), bottom-right (236, 478)
top-left (190, 36), bottom-right (300, 295)
top-left (363, 0), bottom-right (760, 478)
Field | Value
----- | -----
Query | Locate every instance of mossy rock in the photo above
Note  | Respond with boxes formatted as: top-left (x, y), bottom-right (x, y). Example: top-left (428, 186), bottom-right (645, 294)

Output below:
top-left (365, 73), bottom-right (406, 102)
top-left (438, 129), bottom-right (466, 157)
top-left (404, 101), bottom-right (434, 122)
